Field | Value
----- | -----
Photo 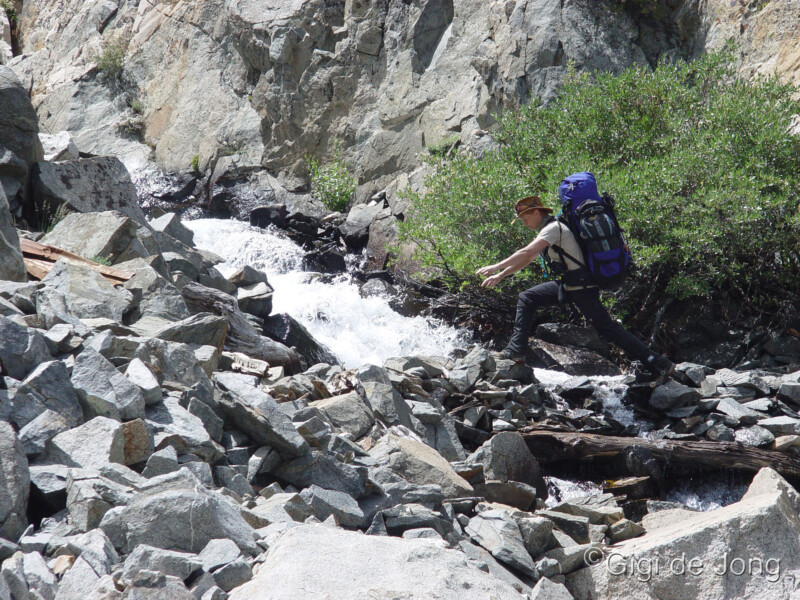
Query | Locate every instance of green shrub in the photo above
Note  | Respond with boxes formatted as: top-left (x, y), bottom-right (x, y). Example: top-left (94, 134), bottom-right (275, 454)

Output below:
top-left (0, 0), bottom-right (18, 28)
top-left (426, 134), bottom-right (460, 157)
top-left (94, 37), bottom-right (127, 78)
top-left (398, 48), bottom-right (800, 316)
top-left (90, 255), bottom-right (112, 267)
top-left (191, 155), bottom-right (200, 174)
top-left (305, 145), bottom-right (356, 212)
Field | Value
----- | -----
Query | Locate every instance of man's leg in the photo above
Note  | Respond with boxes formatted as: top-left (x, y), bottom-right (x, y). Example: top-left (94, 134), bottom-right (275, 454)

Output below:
top-left (504, 281), bottom-right (560, 356)
top-left (568, 287), bottom-right (674, 375)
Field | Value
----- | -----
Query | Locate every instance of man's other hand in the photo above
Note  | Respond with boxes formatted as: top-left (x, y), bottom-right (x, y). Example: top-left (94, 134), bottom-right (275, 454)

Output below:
top-left (476, 265), bottom-right (498, 277)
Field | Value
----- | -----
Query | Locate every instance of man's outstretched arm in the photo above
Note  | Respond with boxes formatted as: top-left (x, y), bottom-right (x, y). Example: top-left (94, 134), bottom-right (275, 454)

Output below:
top-left (476, 238), bottom-right (550, 288)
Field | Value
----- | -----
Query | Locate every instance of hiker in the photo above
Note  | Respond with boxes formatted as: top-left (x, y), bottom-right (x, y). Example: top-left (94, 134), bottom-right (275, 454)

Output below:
top-left (476, 173), bottom-right (674, 377)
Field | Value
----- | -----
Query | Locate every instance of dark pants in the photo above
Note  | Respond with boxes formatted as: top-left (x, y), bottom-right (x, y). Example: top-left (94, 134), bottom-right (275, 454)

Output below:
top-left (506, 281), bottom-right (655, 363)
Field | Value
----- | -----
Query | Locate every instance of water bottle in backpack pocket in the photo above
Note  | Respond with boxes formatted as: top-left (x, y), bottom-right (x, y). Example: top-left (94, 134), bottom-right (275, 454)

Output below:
top-left (558, 172), bottom-right (631, 290)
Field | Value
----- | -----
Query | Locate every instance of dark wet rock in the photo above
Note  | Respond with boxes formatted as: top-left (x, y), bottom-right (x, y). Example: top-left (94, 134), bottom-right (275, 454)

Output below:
top-left (532, 340), bottom-right (620, 376)
top-left (263, 312), bottom-right (338, 366)
top-left (649, 380), bottom-right (701, 412)
top-left (301, 245), bottom-right (346, 273)
top-left (250, 203), bottom-right (288, 229)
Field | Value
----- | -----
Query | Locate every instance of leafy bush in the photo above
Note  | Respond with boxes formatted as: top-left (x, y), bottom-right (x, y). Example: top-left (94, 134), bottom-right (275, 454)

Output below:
top-left (398, 49), bottom-right (800, 317)
top-left (305, 145), bottom-right (356, 212)
top-left (94, 37), bottom-right (127, 78)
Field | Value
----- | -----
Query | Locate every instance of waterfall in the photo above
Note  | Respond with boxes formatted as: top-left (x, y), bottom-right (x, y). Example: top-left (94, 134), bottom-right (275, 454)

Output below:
top-left (185, 218), bottom-right (470, 368)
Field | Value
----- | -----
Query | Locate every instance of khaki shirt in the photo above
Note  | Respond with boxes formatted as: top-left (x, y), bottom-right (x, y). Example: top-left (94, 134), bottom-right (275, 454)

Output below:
top-left (536, 220), bottom-right (596, 291)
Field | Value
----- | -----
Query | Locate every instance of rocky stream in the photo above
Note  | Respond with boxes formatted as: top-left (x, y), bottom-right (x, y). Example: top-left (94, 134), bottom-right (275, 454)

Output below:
top-left (3, 0), bottom-right (800, 598)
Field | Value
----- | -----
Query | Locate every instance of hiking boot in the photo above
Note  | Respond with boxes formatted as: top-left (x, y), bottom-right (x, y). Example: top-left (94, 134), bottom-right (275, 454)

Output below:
top-left (498, 348), bottom-right (526, 363)
top-left (645, 354), bottom-right (675, 377)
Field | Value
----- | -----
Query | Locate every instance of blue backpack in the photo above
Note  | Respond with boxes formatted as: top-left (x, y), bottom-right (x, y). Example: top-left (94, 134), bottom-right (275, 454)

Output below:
top-left (554, 172), bottom-right (631, 290)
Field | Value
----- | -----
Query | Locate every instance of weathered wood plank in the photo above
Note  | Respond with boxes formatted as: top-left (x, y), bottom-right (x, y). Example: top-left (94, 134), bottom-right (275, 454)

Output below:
top-left (20, 238), bottom-right (133, 284)
top-left (522, 428), bottom-right (800, 480)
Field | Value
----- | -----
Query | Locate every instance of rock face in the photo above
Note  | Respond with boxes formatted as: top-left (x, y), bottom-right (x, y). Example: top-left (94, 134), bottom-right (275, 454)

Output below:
top-left (228, 524), bottom-right (526, 600)
top-left (0, 185), bottom-right (25, 282)
top-left (566, 467), bottom-right (800, 600)
top-left (0, 422), bottom-right (29, 541)
top-left (0, 65), bottom-right (43, 212)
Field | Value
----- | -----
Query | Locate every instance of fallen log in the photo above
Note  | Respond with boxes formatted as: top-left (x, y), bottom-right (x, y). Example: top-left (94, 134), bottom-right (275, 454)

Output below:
top-left (522, 428), bottom-right (800, 481)
top-left (20, 238), bottom-right (133, 284)
top-left (181, 282), bottom-right (302, 373)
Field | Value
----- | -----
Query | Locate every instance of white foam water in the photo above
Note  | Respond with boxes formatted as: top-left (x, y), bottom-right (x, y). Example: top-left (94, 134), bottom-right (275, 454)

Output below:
top-left (186, 218), bottom-right (469, 368)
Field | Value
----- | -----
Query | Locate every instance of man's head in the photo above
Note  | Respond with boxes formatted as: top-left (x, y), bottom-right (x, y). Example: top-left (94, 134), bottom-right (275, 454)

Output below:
top-left (512, 195), bottom-right (553, 230)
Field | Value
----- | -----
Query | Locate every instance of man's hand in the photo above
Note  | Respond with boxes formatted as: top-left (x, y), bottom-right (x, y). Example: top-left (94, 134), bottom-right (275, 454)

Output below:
top-left (476, 264), bottom-right (499, 277)
top-left (480, 273), bottom-right (505, 288)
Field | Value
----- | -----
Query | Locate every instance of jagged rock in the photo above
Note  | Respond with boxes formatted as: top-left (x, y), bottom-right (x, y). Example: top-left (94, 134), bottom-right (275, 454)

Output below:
top-left (236, 281), bottom-right (274, 319)
top-left (30, 156), bottom-right (148, 227)
top-left (46, 417), bottom-right (152, 469)
top-left (273, 450), bottom-right (367, 499)
top-left (0, 315), bottom-right (52, 379)
top-left (212, 558), bottom-right (252, 592)
top-left (72, 347), bottom-right (146, 420)
top-left (15, 359), bottom-right (82, 428)
top-left (777, 382), bottom-right (800, 406)
top-left (199, 538), bottom-right (243, 573)
top-left (312, 391), bottom-right (375, 439)
top-left (146, 397), bottom-right (221, 463)
top-left (39, 131), bottom-right (79, 161)
top-left (228, 524), bottom-right (527, 600)
top-left (142, 447), bottom-right (180, 479)
top-left (263, 312), bottom-right (338, 366)
top-left (567, 467), bottom-right (800, 599)
top-left (149, 314), bottom-right (228, 353)
top-left (124, 358), bottom-right (162, 405)
top-left (341, 201), bottom-right (385, 250)
top-left (18, 410), bottom-right (72, 456)
top-left (0, 185), bottom-right (25, 282)
top-left (758, 416), bottom-right (800, 435)
top-left (649, 380), bottom-right (702, 411)
top-left (549, 495), bottom-right (624, 527)
top-left (532, 340), bottom-right (619, 377)
top-left (0, 66), bottom-right (43, 211)
top-left (40, 259), bottom-right (135, 322)
top-left (607, 518), bottom-right (645, 543)
top-left (530, 577), bottom-right (574, 600)
top-left (122, 262), bottom-right (190, 324)
top-left (149, 213), bottom-right (194, 247)
top-left (117, 571), bottom-right (196, 599)
top-left (0, 422), bottom-right (29, 541)
top-left (299, 484), bottom-right (365, 528)
top-left (538, 510), bottom-right (592, 544)
top-left (99, 482), bottom-right (259, 555)
top-left (368, 434), bottom-right (473, 499)
top-left (465, 509), bottom-right (539, 578)
top-left (470, 432), bottom-right (547, 498)
top-left (66, 469), bottom-right (135, 531)
top-left (213, 372), bottom-right (309, 456)
top-left (40, 210), bottom-right (150, 265)
top-left (250, 204), bottom-right (288, 229)
top-left (116, 545), bottom-right (202, 584)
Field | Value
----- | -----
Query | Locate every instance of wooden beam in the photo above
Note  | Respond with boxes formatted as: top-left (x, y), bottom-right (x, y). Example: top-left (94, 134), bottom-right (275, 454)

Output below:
top-left (522, 428), bottom-right (800, 480)
top-left (20, 238), bottom-right (133, 284)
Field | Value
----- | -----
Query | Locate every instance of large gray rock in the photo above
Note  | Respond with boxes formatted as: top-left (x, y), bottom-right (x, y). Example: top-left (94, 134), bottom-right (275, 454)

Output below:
top-left (299, 484), bottom-right (365, 528)
top-left (312, 391), bottom-right (375, 439)
top-left (0, 315), bottom-right (51, 379)
top-left (99, 484), bottom-right (259, 555)
top-left (122, 261), bottom-right (190, 324)
top-left (41, 259), bottom-right (135, 322)
top-left (213, 372), bottom-right (309, 456)
top-left (228, 524), bottom-right (526, 600)
top-left (40, 211), bottom-right (150, 265)
top-left (145, 397), bottom-right (221, 463)
top-left (116, 545), bottom-right (202, 583)
top-left (368, 433), bottom-right (473, 499)
top-left (0, 422), bottom-right (29, 541)
top-left (471, 432), bottom-right (547, 498)
top-left (0, 185), bottom-right (25, 282)
top-left (72, 347), bottom-right (146, 420)
top-left (148, 213), bottom-right (194, 247)
top-left (66, 469), bottom-right (135, 531)
top-left (16, 359), bottom-right (82, 427)
top-left (46, 416), bottom-right (152, 469)
top-left (39, 131), bottom-right (79, 161)
top-left (566, 467), bottom-right (800, 600)
top-left (30, 157), bottom-right (148, 226)
top-left (273, 450), bottom-right (367, 499)
top-left (0, 66), bottom-right (43, 211)
top-left (466, 509), bottom-right (539, 578)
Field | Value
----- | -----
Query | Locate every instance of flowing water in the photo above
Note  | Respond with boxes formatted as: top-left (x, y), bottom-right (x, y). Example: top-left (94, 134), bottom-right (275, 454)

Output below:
top-left (185, 217), bottom-right (742, 512)
top-left (186, 218), bottom-right (470, 368)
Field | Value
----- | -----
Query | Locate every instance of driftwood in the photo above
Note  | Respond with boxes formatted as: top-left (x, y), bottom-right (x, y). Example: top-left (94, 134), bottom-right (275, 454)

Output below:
top-left (522, 428), bottom-right (800, 481)
top-left (20, 238), bottom-right (133, 285)
top-left (181, 282), bottom-right (301, 372)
